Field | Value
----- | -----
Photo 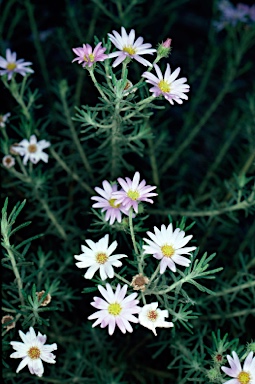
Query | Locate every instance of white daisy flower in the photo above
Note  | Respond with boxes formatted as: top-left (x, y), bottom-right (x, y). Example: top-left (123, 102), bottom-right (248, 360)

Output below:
top-left (142, 223), bottom-right (197, 274)
top-left (221, 351), bottom-right (255, 384)
top-left (108, 27), bottom-right (156, 67)
top-left (74, 234), bottom-right (127, 280)
top-left (139, 302), bottom-right (174, 336)
top-left (2, 155), bottom-right (15, 168)
top-left (88, 283), bottom-right (141, 335)
top-left (13, 135), bottom-right (51, 165)
top-left (0, 112), bottom-right (11, 128)
top-left (10, 326), bottom-right (57, 377)
top-left (0, 49), bottom-right (34, 81)
top-left (142, 63), bottom-right (190, 105)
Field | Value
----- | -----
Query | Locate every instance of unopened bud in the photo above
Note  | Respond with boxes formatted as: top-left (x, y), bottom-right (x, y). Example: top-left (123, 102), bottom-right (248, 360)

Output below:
top-left (157, 38), bottom-right (172, 58)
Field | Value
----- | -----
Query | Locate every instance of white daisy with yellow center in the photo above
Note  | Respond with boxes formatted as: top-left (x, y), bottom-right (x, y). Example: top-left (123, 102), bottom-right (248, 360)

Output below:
top-left (88, 283), bottom-right (141, 335)
top-left (221, 351), bottom-right (255, 384)
top-left (13, 134), bottom-right (50, 165)
top-left (0, 49), bottom-right (34, 81)
top-left (108, 26), bottom-right (156, 68)
top-left (142, 63), bottom-right (190, 105)
top-left (74, 234), bottom-right (127, 280)
top-left (143, 223), bottom-right (196, 274)
top-left (138, 302), bottom-right (173, 336)
top-left (10, 326), bottom-right (57, 377)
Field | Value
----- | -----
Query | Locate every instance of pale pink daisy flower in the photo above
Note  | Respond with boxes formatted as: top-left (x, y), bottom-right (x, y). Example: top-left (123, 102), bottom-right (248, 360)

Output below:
top-left (10, 326), bottom-right (57, 377)
top-left (108, 27), bottom-right (156, 67)
top-left (91, 180), bottom-right (129, 225)
top-left (0, 49), bottom-right (34, 81)
top-left (143, 223), bottom-right (197, 274)
top-left (112, 172), bottom-right (158, 214)
top-left (13, 135), bottom-right (50, 165)
top-left (139, 302), bottom-right (174, 336)
top-left (72, 42), bottom-right (108, 68)
top-left (88, 283), bottom-right (141, 335)
top-left (74, 234), bottom-right (127, 280)
top-left (221, 351), bottom-right (255, 384)
top-left (2, 155), bottom-right (15, 168)
top-left (142, 63), bottom-right (190, 105)
top-left (0, 112), bottom-right (11, 128)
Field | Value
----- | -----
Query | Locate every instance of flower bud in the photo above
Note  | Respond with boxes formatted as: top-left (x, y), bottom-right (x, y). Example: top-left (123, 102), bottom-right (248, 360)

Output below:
top-left (157, 38), bottom-right (172, 58)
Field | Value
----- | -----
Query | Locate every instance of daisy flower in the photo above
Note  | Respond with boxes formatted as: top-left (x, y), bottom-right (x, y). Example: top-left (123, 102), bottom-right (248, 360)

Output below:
top-left (72, 42), bottom-right (108, 68)
top-left (143, 223), bottom-right (197, 274)
top-left (91, 180), bottom-right (129, 225)
top-left (142, 63), bottom-right (190, 105)
top-left (112, 171), bottom-right (158, 214)
top-left (2, 155), bottom-right (15, 168)
top-left (221, 351), bottom-right (255, 384)
top-left (10, 326), bottom-right (57, 377)
top-left (88, 283), bottom-right (141, 335)
top-left (0, 49), bottom-right (34, 81)
top-left (74, 234), bottom-right (127, 280)
top-left (13, 135), bottom-right (50, 165)
top-left (0, 112), bottom-right (11, 128)
top-left (139, 302), bottom-right (174, 336)
top-left (108, 27), bottom-right (156, 67)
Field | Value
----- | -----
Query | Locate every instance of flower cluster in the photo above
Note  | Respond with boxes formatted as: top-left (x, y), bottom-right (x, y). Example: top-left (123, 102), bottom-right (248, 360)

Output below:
top-left (71, 27), bottom-right (190, 105)
top-left (214, 0), bottom-right (255, 31)
top-left (91, 172), bottom-right (158, 224)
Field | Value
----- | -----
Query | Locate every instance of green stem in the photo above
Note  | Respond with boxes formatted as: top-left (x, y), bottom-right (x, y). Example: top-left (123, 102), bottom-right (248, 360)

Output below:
top-left (148, 198), bottom-right (255, 217)
top-left (25, 0), bottom-right (51, 98)
top-left (148, 264), bottom-right (161, 287)
top-left (129, 208), bottom-right (138, 255)
top-left (204, 280), bottom-right (255, 300)
top-left (50, 148), bottom-right (94, 194)
top-left (201, 308), bottom-right (255, 320)
top-left (60, 88), bottom-right (94, 180)
top-left (114, 273), bottom-right (130, 285)
top-left (89, 69), bottom-right (109, 102)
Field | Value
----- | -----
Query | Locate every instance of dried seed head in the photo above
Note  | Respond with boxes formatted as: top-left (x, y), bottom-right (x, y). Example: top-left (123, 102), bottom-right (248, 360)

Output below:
top-left (1, 315), bottom-right (16, 331)
top-left (36, 290), bottom-right (51, 306)
top-left (131, 273), bottom-right (149, 292)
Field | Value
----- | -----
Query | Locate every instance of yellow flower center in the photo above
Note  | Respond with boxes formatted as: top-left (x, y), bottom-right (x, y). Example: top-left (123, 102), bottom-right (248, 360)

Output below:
top-left (161, 244), bottom-right (175, 257)
top-left (28, 144), bottom-right (37, 153)
top-left (84, 54), bottom-right (95, 62)
top-left (238, 371), bottom-right (251, 384)
top-left (127, 190), bottom-right (139, 200)
top-left (108, 198), bottom-right (121, 208)
top-left (96, 252), bottom-right (108, 264)
top-left (123, 46), bottom-right (136, 55)
top-left (108, 302), bottom-right (122, 316)
top-left (147, 310), bottom-right (158, 322)
top-left (158, 79), bottom-right (170, 93)
top-left (7, 62), bottom-right (17, 71)
top-left (27, 346), bottom-right (41, 360)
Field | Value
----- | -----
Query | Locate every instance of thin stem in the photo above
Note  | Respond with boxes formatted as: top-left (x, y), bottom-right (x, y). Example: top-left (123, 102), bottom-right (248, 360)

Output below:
top-left (204, 280), bottom-right (255, 300)
top-left (148, 198), bottom-right (255, 217)
top-left (89, 69), bottom-right (109, 102)
top-left (148, 264), bottom-right (161, 287)
top-left (50, 148), bottom-right (94, 194)
top-left (129, 208), bottom-right (138, 255)
top-left (114, 273), bottom-right (130, 285)
top-left (201, 308), bottom-right (255, 320)
top-left (25, 0), bottom-right (52, 99)
top-left (60, 87), bottom-right (94, 180)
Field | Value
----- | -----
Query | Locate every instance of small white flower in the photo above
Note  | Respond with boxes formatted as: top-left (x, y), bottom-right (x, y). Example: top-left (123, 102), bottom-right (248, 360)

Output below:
top-left (139, 302), bottom-right (173, 336)
top-left (108, 27), bottom-right (156, 67)
top-left (221, 351), bottom-right (255, 384)
top-left (13, 135), bottom-right (51, 165)
top-left (142, 63), bottom-right (190, 105)
top-left (0, 112), bottom-right (11, 128)
top-left (2, 155), bottom-right (15, 168)
top-left (143, 223), bottom-right (196, 274)
top-left (10, 326), bottom-right (57, 377)
top-left (0, 49), bottom-right (34, 81)
top-left (74, 234), bottom-right (127, 280)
